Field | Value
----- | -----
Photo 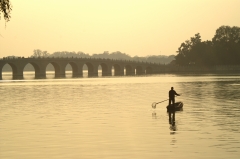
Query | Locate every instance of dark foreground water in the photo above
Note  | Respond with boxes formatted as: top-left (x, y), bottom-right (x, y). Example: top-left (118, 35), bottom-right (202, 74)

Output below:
top-left (1, 72), bottom-right (240, 159)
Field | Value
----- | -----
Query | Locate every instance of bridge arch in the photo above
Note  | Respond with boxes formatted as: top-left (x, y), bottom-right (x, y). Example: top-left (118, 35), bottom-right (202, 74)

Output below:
top-left (23, 63), bottom-right (40, 79)
top-left (0, 57), bottom-right (161, 80)
top-left (1, 63), bottom-right (15, 80)
top-left (8, 63), bottom-right (18, 78)
top-left (113, 64), bottom-right (122, 76)
top-left (65, 62), bottom-right (79, 78)
top-left (45, 62), bottom-right (61, 78)
top-left (136, 66), bottom-right (144, 75)
top-left (99, 63), bottom-right (110, 76)
top-left (146, 66), bottom-right (153, 74)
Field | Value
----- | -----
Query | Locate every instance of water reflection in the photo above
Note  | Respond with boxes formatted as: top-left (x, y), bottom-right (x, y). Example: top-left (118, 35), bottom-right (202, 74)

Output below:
top-left (152, 111), bottom-right (157, 119)
top-left (169, 121), bottom-right (177, 135)
top-left (152, 110), bottom-right (178, 135)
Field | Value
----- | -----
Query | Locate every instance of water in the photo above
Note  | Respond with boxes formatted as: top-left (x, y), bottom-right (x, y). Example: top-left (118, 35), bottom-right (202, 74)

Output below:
top-left (1, 72), bottom-right (240, 159)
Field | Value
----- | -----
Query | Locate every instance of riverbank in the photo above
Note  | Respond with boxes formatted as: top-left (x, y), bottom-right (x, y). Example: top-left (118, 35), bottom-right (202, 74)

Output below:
top-left (162, 65), bottom-right (240, 73)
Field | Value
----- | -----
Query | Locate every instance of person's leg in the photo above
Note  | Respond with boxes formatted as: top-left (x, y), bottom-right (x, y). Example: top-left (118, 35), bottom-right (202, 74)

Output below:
top-left (172, 111), bottom-right (175, 122)
top-left (168, 99), bottom-right (172, 123)
top-left (168, 112), bottom-right (171, 123)
top-left (172, 98), bottom-right (175, 122)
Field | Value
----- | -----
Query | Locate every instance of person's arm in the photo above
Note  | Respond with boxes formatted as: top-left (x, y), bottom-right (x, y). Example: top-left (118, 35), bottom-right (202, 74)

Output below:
top-left (174, 91), bottom-right (180, 96)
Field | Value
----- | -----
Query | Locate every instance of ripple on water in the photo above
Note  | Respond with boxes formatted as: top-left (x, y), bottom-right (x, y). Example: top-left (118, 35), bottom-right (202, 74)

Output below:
top-left (1, 74), bottom-right (240, 159)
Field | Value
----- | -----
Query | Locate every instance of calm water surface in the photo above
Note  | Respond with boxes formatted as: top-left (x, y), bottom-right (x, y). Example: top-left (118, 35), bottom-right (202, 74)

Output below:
top-left (1, 72), bottom-right (240, 159)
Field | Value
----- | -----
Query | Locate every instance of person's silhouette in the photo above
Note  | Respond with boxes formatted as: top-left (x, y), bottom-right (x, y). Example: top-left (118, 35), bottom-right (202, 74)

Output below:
top-left (168, 87), bottom-right (180, 123)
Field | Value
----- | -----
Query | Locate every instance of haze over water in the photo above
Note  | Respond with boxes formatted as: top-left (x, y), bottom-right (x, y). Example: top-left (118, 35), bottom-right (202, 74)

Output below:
top-left (1, 72), bottom-right (240, 159)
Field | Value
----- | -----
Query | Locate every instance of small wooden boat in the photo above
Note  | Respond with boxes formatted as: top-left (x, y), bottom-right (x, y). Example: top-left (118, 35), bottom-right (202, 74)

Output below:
top-left (166, 102), bottom-right (183, 112)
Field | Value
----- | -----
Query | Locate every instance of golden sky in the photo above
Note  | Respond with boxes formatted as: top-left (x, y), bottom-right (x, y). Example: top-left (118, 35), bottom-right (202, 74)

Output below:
top-left (0, 0), bottom-right (240, 58)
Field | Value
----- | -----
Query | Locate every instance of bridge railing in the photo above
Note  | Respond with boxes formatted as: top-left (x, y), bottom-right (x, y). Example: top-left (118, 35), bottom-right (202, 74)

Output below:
top-left (1, 56), bottom-right (162, 65)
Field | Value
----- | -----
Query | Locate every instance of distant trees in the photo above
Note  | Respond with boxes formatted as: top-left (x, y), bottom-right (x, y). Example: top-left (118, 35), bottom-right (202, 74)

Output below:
top-left (175, 25), bottom-right (240, 66)
top-left (32, 49), bottom-right (50, 57)
top-left (30, 50), bottom-right (175, 64)
top-left (0, 0), bottom-right (12, 22)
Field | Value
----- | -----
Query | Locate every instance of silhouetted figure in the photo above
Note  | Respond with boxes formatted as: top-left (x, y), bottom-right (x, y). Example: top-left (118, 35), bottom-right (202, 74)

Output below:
top-left (168, 87), bottom-right (180, 123)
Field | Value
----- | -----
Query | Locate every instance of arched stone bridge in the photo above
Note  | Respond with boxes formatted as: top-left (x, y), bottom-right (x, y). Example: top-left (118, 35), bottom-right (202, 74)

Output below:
top-left (0, 57), bottom-right (164, 80)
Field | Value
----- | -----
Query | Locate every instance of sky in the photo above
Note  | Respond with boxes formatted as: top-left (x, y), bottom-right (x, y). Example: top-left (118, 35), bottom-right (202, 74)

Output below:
top-left (0, 0), bottom-right (240, 58)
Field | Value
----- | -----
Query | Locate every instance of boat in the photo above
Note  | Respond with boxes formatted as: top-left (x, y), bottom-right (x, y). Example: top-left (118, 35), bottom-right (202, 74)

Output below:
top-left (166, 102), bottom-right (183, 112)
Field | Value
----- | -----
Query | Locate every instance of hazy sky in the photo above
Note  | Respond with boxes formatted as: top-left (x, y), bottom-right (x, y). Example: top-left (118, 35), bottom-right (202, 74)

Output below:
top-left (0, 0), bottom-right (240, 58)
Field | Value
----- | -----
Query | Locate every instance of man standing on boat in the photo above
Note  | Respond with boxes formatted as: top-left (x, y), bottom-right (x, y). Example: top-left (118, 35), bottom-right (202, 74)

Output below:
top-left (168, 87), bottom-right (180, 123)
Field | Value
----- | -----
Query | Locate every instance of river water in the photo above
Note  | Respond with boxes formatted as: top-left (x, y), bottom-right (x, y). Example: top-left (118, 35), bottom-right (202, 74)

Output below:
top-left (1, 72), bottom-right (240, 159)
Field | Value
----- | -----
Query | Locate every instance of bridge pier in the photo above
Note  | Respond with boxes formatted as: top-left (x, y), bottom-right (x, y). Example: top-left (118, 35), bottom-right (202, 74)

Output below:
top-left (55, 73), bottom-right (66, 78)
top-left (35, 67), bottom-right (47, 79)
top-left (136, 66), bottom-right (144, 75)
top-left (102, 67), bottom-right (112, 76)
top-left (0, 70), bottom-right (2, 80)
top-left (13, 73), bottom-right (24, 80)
top-left (51, 62), bottom-right (65, 78)
top-left (12, 63), bottom-right (25, 80)
top-left (113, 64), bottom-right (124, 76)
top-left (88, 70), bottom-right (98, 77)
top-left (114, 71), bottom-right (124, 76)
top-left (35, 73), bottom-right (46, 79)
top-left (70, 62), bottom-right (83, 78)
top-left (101, 63), bottom-right (112, 76)
top-left (102, 70), bottom-right (112, 76)
top-left (126, 70), bottom-right (135, 76)
top-left (136, 71), bottom-right (144, 75)
top-left (0, 62), bottom-right (4, 80)
top-left (72, 69), bottom-right (83, 77)
top-left (125, 65), bottom-right (135, 76)
top-left (72, 72), bottom-right (83, 78)
top-left (87, 64), bottom-right (98, 77)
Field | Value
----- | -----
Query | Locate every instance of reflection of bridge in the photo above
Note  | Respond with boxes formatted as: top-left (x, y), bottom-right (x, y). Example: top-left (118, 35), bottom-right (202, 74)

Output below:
top-left (0, 57), bottom-right (164, 80)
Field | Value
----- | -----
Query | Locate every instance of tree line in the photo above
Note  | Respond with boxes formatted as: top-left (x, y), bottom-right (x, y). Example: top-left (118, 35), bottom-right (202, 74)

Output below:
top-left (32, 25), bottom-right (240, 66)
top-left (174, 25), bottom-right (240, 66)
top-left (31, 50), bottom-right (175, 64)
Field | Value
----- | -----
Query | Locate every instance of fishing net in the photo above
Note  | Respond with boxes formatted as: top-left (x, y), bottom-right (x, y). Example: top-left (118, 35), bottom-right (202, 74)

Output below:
top-left (152, 102), bottom-right (157, 109)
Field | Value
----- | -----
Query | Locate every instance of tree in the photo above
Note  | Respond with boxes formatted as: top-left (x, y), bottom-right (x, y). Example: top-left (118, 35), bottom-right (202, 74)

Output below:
top-left (212, 26), bottom-right (240, 65)
top-left (212, 26), bottom-right (240, 44)
top-left (0, 0), bottom-right (12, 22)
top-left (175, 26), bottom-right (240, 66)
top-left (30, 49), bottom-right (175, 64)
top-left (175, 33), bottom-right (202, 65)
top-left (190, 40), bottom-right (216, 66)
